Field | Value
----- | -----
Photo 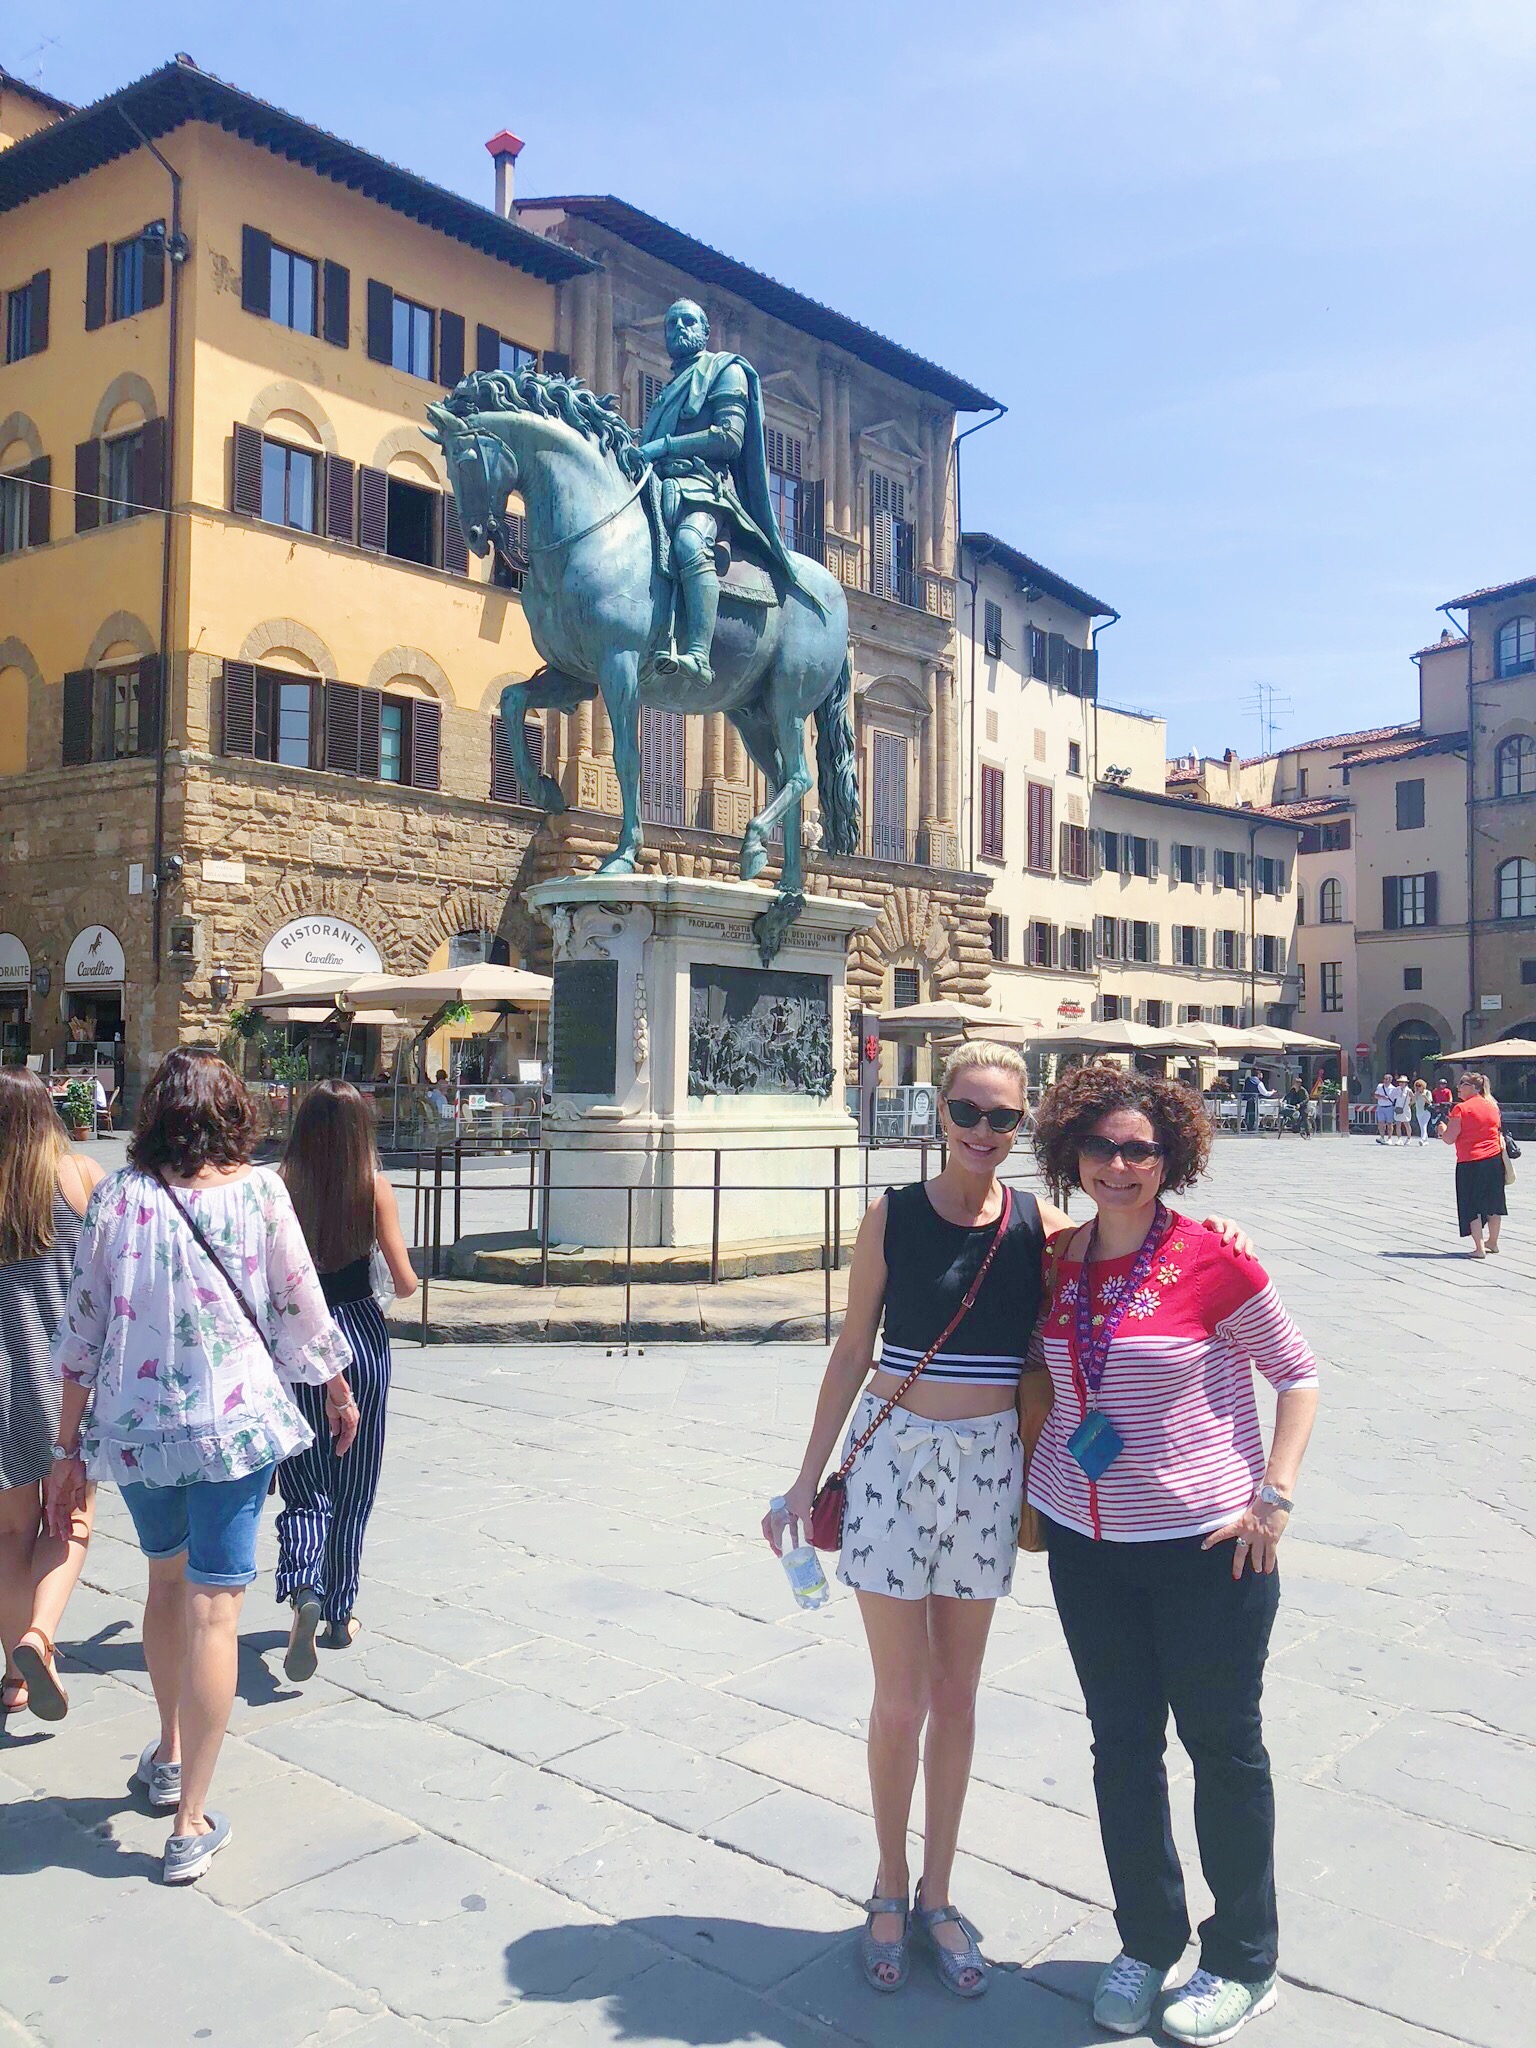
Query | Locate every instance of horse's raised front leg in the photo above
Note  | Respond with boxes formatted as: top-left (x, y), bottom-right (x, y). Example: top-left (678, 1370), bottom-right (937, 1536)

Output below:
top-left (740, 709), bottom-right (812, 895)
top-left (498, 669), bottom-right (594, 814)
top-left (598, 647), bottom-right (644, 874)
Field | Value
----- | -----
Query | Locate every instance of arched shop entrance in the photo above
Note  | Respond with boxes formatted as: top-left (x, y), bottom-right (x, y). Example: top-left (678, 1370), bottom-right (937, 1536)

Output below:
top-left (254, 915), bottom-right (387, 1083)
top-left (1387, 1018), bottom-right (1443, 1080)
top-left (0, 933), bottom-right (31, 1066)
top-left (63, 925), bottom-right (126, 1093)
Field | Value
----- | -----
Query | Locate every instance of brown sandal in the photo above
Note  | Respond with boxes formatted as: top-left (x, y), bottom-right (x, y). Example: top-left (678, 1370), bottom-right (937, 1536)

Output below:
top-left (1, 1674), bottom-right (28, 1714)
top-left (13, 1630), bottom-right (68, 1722)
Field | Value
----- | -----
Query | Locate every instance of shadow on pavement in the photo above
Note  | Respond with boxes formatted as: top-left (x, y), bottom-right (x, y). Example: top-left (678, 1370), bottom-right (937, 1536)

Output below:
top-left (0, 1793), bottom-right (159, 1881)
top-left (64, 1621), bottom-right (306, 1710)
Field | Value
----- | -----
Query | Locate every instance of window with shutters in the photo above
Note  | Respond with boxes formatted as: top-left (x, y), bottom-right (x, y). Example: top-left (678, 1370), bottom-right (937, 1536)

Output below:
top-left (868, 470), bottom-right (917, 607)
top-left (1127, 920), bottom-right (1156, 963)
top-left (260, 440), bottom-right (319, 533)
top-left (988, 913), bottom-right (1008, 962)
top-left (984, 600), bottom-right (1003, 659)
top-left (1096, 915), bottom-right (1121, 961)
top-left (1067, 740), bottom-right (1082, 776)
top-left (1496, 615), bottom-right (1536, 678)
top-left (500, 337), bottom-right (537, 375)
top-left (1060, 822), bottom-right (1090, 880)
top-left (638, 706), bottom-right (688, 826)
top-left (258, 675), bottom-right (316, 770)
top-left (491, 712), bottom-right (545, 804)
top-left (269, 243), bottom-right (317, 336)
top-left (1173, 842), bottom-right (1198, 884)
top-left (870, 730), bottom-right (910, 862)
top-left (111, 228), bottom-right (160, 320)
top-left (1026, 781), bottom-right (1053, 873)
top-left (1173, 924), bottom-right (1201, 967)
top-left (1027, 625), bottom-right (1048, 679)
top-left (978, 762), bottom-right (1004, 863)
top-left (1495, 734), bottom-right (1536, 797)
top-left (492, 511), bottom-right (528, 591)
top-left (109, 668), bottom-right (141, 759)
top-left (1100, 993), bottom-right (1126, 1021)
top-left (1394, 778), bottom-right (1425, 830)
top-left (1255, 934), bottom-right (1284, 975)
top-left (1218, 1004), bottom-right (1243, 1028)
top-left (1180, 1004), bottom-right (1207, 1025)
top-left (1253, 853), bottom-right (1286, 895)
top-left (1099, 829), bottom-right (1122, 875)
top-left (1063, 926), bottom-right (1091, 973)
top-left (1320, 962), bottom-right (1343, 1012)
top-left (1214, 928), bottom-right (1241, 969)
top-left (1497, 858), bottom-right (1536, 919)
top-left (102, 430), bottom-right (145, 524)
top-left (391, 295), bottom-right (434, 378)
top-left (0, 467), bottom-right (36, 557)
top-left (61, 659), bottom-right (161, 766)
top-left (1027, 919), bottom-right (1055, 968)
top-left (634, 370), bottom-right (666, 429)
top-left (380, 700), bottom-right (407, 784)
top-left (1144, 999), bottom-right (1169, 1029)
top-left (1215, 848), bottom-right (1242, 890)
top-left (385, 477), bottom-right (438, 566)
top-left (766, 430), bottom-right (803, 552)
top-left (1385, 873), bottom-right (1431, 927)
top-left (5, 271), bottom-right (47, 363)
top-left (1126, 834), bottom-right (1153, 878)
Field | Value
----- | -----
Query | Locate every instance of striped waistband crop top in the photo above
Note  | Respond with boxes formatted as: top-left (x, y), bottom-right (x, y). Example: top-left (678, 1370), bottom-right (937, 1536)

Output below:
top-left (876, 1180), bottom-right (1044, 1388)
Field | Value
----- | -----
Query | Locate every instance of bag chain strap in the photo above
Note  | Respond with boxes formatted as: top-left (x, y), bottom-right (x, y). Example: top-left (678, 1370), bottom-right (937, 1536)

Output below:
top-left (832, 1186), bottom-right (1013, 1485)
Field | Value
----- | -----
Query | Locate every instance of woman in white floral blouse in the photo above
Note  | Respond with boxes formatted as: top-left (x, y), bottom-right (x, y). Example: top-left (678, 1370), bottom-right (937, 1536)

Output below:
top-left (45, 1049), bottom-right (357, 1886)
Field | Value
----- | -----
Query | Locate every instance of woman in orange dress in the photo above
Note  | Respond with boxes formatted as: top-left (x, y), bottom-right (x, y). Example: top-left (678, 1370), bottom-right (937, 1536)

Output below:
top-left (1438, 1071), bottom-right (1506, 1256)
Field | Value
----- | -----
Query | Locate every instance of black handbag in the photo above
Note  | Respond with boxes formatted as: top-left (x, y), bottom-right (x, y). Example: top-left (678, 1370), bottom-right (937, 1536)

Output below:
top-left (1504, 1135), bottom-right (1522, 1161)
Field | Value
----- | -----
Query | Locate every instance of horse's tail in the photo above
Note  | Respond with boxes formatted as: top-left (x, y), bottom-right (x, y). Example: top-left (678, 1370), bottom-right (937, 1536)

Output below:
top-left (815, 649), bottom-right (861, 857)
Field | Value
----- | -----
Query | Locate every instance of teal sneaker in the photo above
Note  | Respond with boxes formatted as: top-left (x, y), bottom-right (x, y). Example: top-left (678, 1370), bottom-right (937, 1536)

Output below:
top-left (1161, 1969), bottom-right (1276, 2044)
top-left (1093, 1953), bottom-right (1170, 2035)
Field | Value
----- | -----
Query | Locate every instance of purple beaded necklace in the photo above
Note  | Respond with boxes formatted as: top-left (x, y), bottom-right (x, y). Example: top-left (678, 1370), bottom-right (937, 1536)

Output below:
top-left (1072, 1201), bottom-right (1172, 1405)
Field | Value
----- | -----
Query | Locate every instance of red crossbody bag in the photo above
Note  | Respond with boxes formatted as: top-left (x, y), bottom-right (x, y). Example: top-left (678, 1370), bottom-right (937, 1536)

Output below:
top-left (808, 1186), bottom-right (1012, 1552)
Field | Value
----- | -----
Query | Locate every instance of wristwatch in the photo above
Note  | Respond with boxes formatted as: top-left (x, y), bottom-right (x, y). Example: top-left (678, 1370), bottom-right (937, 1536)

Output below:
top-left (1257, 1484), bottom-right (1294, 1513)
top-left (51, 1442), bottom-right (81, 1462)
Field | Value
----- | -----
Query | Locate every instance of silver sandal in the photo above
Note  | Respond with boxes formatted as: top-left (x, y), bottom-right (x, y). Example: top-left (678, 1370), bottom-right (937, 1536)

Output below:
top-left (914, 1880), bottom-right (990, 1998)
top-left (860, 1886), bottom-right (910, 1993)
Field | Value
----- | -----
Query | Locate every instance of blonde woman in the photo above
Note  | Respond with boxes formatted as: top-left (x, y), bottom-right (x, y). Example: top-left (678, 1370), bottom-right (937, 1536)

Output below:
top-left (0, 1069), bottom-right (104, 1718)
top-left (767, 1043), bottom-right (1250, 1999)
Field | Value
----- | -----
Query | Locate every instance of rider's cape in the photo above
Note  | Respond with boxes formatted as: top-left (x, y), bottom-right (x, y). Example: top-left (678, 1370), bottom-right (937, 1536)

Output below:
top-left (644, 351), bottom-right (828, 619)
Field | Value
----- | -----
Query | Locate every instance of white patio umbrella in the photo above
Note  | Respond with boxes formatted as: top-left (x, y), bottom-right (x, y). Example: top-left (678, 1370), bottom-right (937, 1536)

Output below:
top-left (872, 999), bottom-right (1040, 1040)
top-left (337, 963), bottom-right (552, 1010)
top-left (1047, 1018), bottom-right (1208, 1053)
top-left (1176, 1020), bottom-right (1263, 1055)
top-left (1240, 1025), bottom-right (1341, 1054)
top-left (1433, 1037), bottom-right (1536, 1062)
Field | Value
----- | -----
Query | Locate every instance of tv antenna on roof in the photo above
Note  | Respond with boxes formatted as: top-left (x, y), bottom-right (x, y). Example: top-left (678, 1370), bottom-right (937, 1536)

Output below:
top-left (1243, 680), bottom-right (1290, 757)
top-left (15, 36), bottom-right (61, 81)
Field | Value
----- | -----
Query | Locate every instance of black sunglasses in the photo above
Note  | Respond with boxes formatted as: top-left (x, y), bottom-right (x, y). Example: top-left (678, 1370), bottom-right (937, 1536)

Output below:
top-left (1078, 1135), bottom-right (1166, 1167)
top-left (945, 1098), bottom-right (1026, 1133)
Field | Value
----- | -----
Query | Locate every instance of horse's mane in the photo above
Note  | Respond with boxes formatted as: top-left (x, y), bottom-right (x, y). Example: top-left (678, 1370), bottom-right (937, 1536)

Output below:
top-left (444, 369), bottom-right (646, 481)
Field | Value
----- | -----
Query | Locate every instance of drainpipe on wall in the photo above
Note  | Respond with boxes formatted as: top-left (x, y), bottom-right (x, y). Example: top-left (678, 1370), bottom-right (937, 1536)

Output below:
top-left (1247, 818), bottom-right (1261, 1026)
top-left (951, 405), bottom-right (1007, 871)
top-left (117, 105), bottom-right (188, 981)
top-left (1437, 600), bottom-right (1476, 1047)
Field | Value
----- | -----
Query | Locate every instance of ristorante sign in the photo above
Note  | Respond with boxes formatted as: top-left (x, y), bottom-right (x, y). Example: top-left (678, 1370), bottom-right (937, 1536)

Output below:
top-left (0, 933), bottom-right (30, 988)
top-left (65, 926), bottom-right (127, 986)
top-left (262, 917), bottom-right (383, 975)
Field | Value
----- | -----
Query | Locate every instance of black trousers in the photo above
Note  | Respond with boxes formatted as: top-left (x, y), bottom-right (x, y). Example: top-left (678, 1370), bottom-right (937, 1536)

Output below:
top-left (1045, 1515), bottom-right (1280, 1982)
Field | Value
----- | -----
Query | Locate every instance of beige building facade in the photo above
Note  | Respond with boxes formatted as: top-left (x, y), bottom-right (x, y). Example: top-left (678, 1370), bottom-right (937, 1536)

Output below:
top-left (959, 535), bottom-right (1300, 1053)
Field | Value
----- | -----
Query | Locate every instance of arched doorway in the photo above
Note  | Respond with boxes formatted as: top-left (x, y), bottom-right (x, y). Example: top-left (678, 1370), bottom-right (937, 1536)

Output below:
top-left (1387, 1018), bottom-right (1442, 1079)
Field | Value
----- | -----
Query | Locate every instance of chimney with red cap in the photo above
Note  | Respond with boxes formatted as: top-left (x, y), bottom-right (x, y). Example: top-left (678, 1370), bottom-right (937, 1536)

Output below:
top-left (486, 130), bottom-right (524, 218)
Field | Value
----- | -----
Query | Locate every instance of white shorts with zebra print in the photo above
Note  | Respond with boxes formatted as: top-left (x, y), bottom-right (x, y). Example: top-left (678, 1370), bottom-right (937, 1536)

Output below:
top-left (834, 1393), bottom-right (1023, 1602)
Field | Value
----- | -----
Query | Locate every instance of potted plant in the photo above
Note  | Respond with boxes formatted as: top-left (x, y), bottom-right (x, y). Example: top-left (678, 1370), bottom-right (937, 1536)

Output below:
top-left (61, 1078), bottom-right (96, 1139)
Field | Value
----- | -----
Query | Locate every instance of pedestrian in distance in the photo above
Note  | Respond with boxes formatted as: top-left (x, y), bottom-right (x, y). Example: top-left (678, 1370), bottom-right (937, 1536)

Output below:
top-left (0, 1070), bottom-right (105, 1720)
top-left (1280, 1076), bottom-right (1311, 1138)
top-left (275, 1080), bottom-right (417, 1674)
top-left (1391, 1075), bottom-right (1413, 1145)
top-left (1240, 1068), bottom-right (1271, 1133)
top-left (44, 1048), bottom-right (357, 1886)
top-left (1438, 1071), bottom-right (1507, 1258)
top-left (1410, 1077), bottom-right (1433, 1145)
top-left (1429, 1076), bottom-right (1454, 1138)
top-left (1373, 1076), bottom-right (1396, 1145)
top-left (1028, 1064), bottom-right (1318, 2044)
top-left (766, 1043), bottom-right (1255, 2001)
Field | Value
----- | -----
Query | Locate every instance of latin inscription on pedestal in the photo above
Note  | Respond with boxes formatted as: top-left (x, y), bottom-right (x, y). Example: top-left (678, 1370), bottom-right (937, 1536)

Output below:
top-left (688, 965), bottom-right (833, 1098)
top-left (552, 958), bottom-right (619, 1095)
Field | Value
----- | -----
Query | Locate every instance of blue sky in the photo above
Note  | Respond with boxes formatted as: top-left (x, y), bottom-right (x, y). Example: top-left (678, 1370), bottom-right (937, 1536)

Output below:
top-left (9, 1), bottom-right (1534, 756)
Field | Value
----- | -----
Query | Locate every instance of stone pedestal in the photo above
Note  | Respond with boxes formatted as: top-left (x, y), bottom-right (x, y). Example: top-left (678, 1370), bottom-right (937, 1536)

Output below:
top-left (526, 876), bottom-right (876, 1249)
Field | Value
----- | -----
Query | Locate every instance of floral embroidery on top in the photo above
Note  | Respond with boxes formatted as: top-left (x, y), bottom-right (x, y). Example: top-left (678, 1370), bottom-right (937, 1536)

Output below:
top-left (1124, 1285), bottom-right (1163, 1319)
top-left (50, 1166), bottom-right (352, 1488)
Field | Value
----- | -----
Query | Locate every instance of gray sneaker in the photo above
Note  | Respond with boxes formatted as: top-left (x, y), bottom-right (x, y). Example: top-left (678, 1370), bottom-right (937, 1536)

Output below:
top-left (134, 1739), bottom-right (181, 1813)
top-left (1094, 1953), bottom-right (1170, 2035)
top-left (163, 1810), bottom-right (232, 1885)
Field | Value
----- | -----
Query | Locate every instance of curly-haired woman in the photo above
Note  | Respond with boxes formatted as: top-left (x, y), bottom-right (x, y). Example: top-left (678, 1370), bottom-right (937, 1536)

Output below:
top-left (1027, 1066), bottom-right (1318, 2044)
top-left (45, 1048), bottom-right (356, 1885)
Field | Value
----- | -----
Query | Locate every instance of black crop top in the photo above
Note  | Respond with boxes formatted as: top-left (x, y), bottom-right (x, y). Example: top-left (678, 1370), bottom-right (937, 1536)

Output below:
top-left (877, 1181), bottom-right (1044, 1388)
top-left (319, 1253), bottom-right (373, 1309)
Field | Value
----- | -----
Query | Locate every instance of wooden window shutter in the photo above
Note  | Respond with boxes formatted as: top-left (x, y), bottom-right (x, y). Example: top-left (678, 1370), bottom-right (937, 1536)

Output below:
top-left (241, 226), bottom-right (271, 316)
top-left (1424, 871), bottom-right (1439, 925)
top-left (1046, 632), bottom-right (1065, 685)
top-left (1064, 643), bottom-right (1082, 695)
top-left (542, 349), bottom-right (572, 378)
top-left (30, 269), bottom-right (49, 352)
top-left (135, 655), bottom-right (162, 755)
top-left (74, 439), bottom-right (100, 532)
top-left (476, 323), bottom-right (500, 373)
top-left (358, 466), bottom-right (388, 551)
top-left (324, 454), bottom-right (355, 543)
top-left (1382, 877), bottom-right (1398, 930)
top-left (232, 423), bottom-right (263, 516)
top-left (359, 689), bottom-right (382, 779)
top-left (61, 670), bottom-right (94, 764)
top-left (491, 715), bottom-right (517, 801)
top-left (322, 260), bottom-right (350, 348)
top-left (437, 309), bottom-right (465, 386)
top-left (26, 455), bottom-right (50, 546)
top-left (799, 477), bottom-right (825, 562)
top-left (409, 699), bottom-right (441, 789)
top-left (984, 600), bottom-right (1003, 658)
top-left (84, 243), bottom-right (107, 330)
top-left (1081, 647), bottom-right (1099, 698)
top-left (441, 493), bottom-right (469, 576)
top-left (324, 681), bottom-right (363, 775)
top-left (137, 416), bottom-right (166, 511)
top-left (366, 279), bottom-right (393, 363)
top-left (222, 660), bottom-right (257, 756)
top-left (140, 232), bottom-right (165, 312)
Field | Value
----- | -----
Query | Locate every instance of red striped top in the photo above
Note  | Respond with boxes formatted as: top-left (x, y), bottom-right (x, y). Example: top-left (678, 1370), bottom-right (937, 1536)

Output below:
top-left (1026, 1217), bottom-right (1318, 1542)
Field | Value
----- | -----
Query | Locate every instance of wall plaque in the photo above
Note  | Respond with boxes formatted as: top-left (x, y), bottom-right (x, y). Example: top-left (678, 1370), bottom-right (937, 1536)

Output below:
top-left (688, 965), bottom-right (834, 1098)
top-left (552, 958), bottom-right (619, 1095)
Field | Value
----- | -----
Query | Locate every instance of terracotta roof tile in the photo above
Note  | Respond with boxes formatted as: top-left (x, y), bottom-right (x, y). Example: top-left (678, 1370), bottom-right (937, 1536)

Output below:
top-left (1445, 576), bottom-right (1536, 608)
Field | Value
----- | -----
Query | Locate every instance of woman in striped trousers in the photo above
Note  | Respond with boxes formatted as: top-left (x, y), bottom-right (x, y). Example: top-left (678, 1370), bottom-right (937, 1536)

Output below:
top-left (275, 1082), bottom-right (417, 1677)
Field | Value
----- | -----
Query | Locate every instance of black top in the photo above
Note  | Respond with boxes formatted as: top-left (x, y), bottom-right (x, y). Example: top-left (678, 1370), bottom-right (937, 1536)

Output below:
top-left (319, 1253), bottom-right (372, 1308)
top-left (877, 1181), bottom-right (1044, 1389)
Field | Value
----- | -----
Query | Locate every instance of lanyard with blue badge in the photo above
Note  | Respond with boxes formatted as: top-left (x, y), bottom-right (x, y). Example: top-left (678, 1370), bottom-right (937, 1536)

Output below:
top-left (1066, 1202), bottom-right (1172, 1480)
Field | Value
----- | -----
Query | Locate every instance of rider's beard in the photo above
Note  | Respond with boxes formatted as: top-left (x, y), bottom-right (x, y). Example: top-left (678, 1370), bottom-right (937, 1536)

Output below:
top-left (670, 332), bottom-right (705, 367)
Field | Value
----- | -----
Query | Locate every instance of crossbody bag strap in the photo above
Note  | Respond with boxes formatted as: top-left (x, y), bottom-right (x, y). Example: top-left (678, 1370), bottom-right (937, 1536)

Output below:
top-left (833, 1185), bottom-right (1012, 1484)
top-left (154, 1172), bottom-right (275, 1362)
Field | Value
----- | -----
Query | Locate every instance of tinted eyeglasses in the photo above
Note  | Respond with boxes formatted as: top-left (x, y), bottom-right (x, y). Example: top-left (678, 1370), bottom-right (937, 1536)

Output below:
top-left (945, 1098), bottom-right (1025, 1134)
top-left (1078, 1135), bottom-right (1166, 1168)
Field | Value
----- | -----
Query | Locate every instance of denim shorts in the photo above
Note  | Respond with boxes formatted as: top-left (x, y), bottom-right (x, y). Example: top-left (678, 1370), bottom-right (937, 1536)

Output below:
top-left (118, 1463), bottom-right (275, 1588)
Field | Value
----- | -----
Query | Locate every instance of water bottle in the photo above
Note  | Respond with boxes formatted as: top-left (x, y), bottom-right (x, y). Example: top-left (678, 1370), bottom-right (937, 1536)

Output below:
top-left (769, 1496), bottom-right (830, 1609)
